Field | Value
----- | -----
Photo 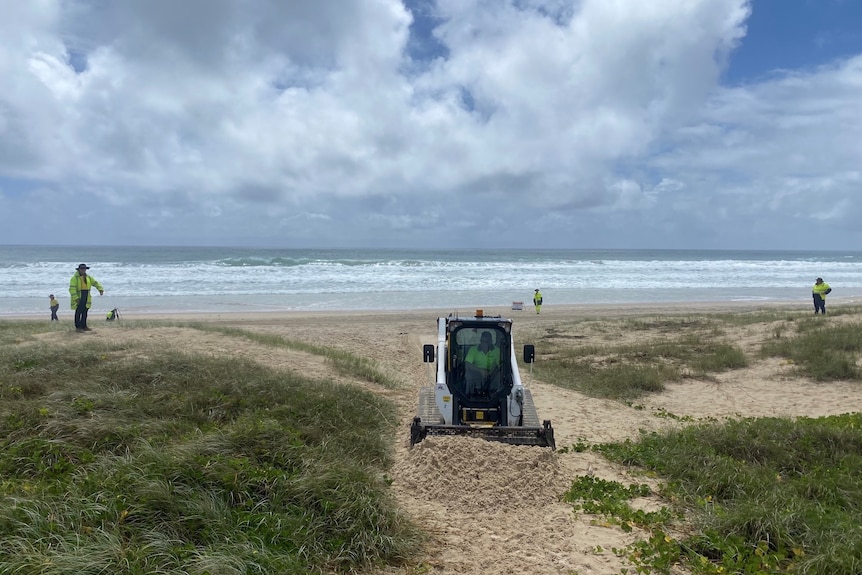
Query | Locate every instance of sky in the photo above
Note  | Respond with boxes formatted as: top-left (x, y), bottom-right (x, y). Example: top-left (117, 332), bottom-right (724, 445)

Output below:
top-left (1, 0), bottom-right (861, 250)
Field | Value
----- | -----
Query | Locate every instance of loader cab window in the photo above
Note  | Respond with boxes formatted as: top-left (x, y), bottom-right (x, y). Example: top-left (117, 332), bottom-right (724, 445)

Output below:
top-left (451, 326), bottom-right (510, 400)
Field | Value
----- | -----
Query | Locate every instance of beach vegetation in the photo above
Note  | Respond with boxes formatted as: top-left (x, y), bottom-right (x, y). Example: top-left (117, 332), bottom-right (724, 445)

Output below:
top-left (0, 333), bottom-right (420, 574)
top-left (618, 315), bottom-right (718, 332)
top-left (536, 310), bottom-right (862, 571)
top-left (567, 413), bottom-right (862, 574)
top-left (530, 308), bottom-right (862, 399)
top-left (531, 333), bottom-right (747, 399)
top-left (761, 321), bottom-right (862, 381)
top-left (710, 305), bottom-right (862, 326)
top-left (0, 319), bottom-right (61, 346)
top-left (189, 323), bottom-right (401, 389)
top-left (712, 309), bottom-right (798, 325)
top-left (5, 306), bottom-right (862, 574)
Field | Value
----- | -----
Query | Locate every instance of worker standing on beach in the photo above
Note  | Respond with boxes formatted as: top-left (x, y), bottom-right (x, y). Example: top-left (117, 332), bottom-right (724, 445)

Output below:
top-left (533, 289), bottom-right (543, 315)
top-left (69, 264), bottom-right (104, 332)
top-left (812, 277), bottom-right (831, 315)
top-left (49, 294), bottom-right (59, 321)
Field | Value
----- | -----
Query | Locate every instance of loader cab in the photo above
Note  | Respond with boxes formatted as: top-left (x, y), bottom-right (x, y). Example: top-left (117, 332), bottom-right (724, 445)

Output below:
top-left (446, 320), bottom-right (514, 426)
top-left (414, 314), bottom-right (555, 449)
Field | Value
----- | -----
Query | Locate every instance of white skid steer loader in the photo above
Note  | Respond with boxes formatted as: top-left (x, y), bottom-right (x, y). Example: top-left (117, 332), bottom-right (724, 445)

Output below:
top-left (410, 311), bottom-right (555, 449)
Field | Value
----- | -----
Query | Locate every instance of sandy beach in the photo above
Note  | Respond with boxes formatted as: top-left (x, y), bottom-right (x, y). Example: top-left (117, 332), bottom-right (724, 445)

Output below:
top-left (34, 300), bottom-right (862, 574)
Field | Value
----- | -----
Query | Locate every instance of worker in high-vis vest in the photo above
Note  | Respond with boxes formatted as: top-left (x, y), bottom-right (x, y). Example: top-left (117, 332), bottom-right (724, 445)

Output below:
top-left (465, 331), bottom-right (501, 394)
top-left (69, 264), bottom-right (104, 332)
top-left (49, 294), bottom-right (60, 321)
top-left (812, 277), bottom-right (831, 315)
top-left (533, 289), bottom-right (543, 314)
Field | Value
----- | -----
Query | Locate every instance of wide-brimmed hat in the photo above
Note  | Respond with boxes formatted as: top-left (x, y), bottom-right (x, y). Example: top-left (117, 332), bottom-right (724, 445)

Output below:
top-left (77, 264), bottom-right (89, 270)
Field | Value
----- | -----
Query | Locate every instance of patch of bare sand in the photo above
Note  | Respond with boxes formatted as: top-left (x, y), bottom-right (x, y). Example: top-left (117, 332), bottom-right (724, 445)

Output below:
top-left (35, 303), bottom-right (861, 575)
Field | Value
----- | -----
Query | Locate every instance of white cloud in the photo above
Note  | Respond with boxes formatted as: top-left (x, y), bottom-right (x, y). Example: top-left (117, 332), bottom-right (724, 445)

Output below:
top-left (0, 0), bottom-right (860, 248)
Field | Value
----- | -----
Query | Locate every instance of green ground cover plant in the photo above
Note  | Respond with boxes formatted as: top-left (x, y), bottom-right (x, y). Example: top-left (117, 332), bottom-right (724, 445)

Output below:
top-left (541, 309), bottom-right (862, 573)
top-left (0, 334), bottom-right (420, 574)
top-left (591, 414), bottom-right (862, 574)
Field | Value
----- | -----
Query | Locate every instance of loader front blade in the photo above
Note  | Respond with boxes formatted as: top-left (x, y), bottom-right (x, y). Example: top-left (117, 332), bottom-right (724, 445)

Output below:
top-left (410, 417), bottom-right (555, 449)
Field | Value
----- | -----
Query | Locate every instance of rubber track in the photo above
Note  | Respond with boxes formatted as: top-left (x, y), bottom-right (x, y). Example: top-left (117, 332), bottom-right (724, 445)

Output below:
top-left (417, 386), bottom-right (443, 424)
top-left (520, 388), bottom-right (541, 427)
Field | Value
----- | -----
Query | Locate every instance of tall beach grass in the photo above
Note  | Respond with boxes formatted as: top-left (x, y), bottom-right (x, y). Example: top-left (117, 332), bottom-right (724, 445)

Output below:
top-left (0, 321), bottom-right (420, 574)
top-left (535, 307), bottom-right (862, 574)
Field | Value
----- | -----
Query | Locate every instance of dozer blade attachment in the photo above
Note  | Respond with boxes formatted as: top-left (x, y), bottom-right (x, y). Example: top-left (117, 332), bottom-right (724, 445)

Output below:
top-left (410, 417), bottom-right (555, 449)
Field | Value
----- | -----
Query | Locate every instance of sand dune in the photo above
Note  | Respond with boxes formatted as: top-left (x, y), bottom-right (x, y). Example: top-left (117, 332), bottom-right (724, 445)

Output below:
top-left (53, 302), bottom-right (860, 574)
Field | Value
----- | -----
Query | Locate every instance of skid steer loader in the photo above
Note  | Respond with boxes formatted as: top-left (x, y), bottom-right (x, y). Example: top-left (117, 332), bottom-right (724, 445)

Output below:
top-left (410, 311), bottom-right (555, 449)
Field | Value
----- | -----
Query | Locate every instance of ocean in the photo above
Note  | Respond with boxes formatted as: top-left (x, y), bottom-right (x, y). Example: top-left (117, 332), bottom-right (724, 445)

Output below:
top-left (3, 246), bottom-right (862, 317)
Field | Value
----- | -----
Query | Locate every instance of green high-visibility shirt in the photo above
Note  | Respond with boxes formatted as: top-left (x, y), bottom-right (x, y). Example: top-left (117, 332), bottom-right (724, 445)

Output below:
top-left (465, 346), bottom-right (501, 370)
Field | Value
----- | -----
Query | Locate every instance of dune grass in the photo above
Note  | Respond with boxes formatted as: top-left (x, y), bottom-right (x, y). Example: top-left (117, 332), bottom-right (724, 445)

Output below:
top-left (190, 324), bottom-right (402, 389)
top-left (0, 326), bottom-right (420, 574)
top-left (0, 319), bottom-right (62, 345)
top-left (530, 308), bottom-right (862, 399)
top-left (539, 308), bottom-right (862, 574)
top-left (761, 320), bottom-right (862, 381)
top-left (591, 413), bottom-right (862, 574)
top-left (5, 307), bottom-right (862, 575)
top-left (531, 331), bottom-right (747, 399)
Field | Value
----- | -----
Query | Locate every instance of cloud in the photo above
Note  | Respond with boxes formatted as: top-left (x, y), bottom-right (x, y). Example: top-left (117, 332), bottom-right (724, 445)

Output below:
top-left (0, 0), bottom-right (860, 249)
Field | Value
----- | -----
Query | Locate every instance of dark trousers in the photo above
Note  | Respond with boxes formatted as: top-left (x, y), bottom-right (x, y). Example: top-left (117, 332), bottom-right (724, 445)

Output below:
top-left (813, 294), bottom-right (826, 314)
top-left (75, 291), bottom-right (90, 328)
top-left (50, 305), bottom-right (59, 321)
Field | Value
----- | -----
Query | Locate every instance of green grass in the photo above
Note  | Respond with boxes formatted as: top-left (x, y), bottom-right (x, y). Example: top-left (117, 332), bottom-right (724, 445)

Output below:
top-left (617, 315), bottom-right (719, 332)
top-left (0, 334), bottom-right (420, 574)
top-left (7, 309), bottom-right (862, 575)
top-left (702, 305), bottom-right (862, 327)
top-left (189, 324), bottom-right (402, 389)
top-left (591, 414), bottom-right (862, 574)
top-left (531, 309), bottom-right (862, 399)
top-left (0, 320), bottom-right (63, 346)
top-left (761, 321), bottom-right (862, 381)
top-left (539, 310), bottom-right (862, 572)
top-left (531, 333), bottom-right (747, 399)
